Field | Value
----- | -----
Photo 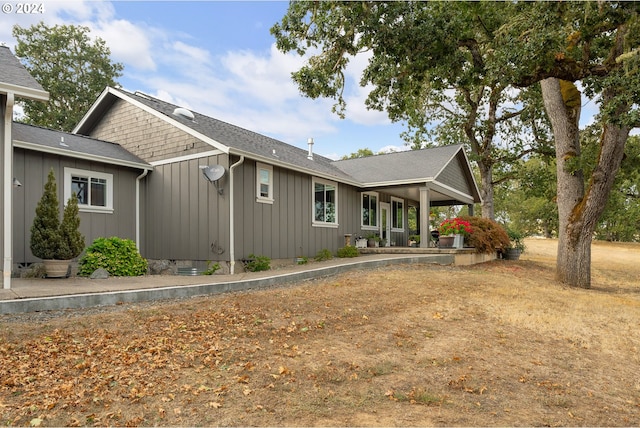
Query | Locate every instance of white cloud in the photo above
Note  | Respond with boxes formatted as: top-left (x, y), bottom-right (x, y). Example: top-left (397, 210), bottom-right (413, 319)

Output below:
top-left (378, 144), bottom-right (410, 154)
top-left (91, 19), bottom-right (156, 71)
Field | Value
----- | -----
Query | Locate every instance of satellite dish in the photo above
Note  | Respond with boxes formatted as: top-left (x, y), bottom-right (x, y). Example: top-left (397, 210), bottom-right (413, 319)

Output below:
top-left (200, 165), bottom-right (226, 195)
top-left (200, 165), bottom-right (225, 182)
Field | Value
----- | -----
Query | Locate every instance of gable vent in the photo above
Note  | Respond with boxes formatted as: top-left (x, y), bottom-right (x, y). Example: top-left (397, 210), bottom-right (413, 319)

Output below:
top-left (173, 107), bottom-right (195, 121)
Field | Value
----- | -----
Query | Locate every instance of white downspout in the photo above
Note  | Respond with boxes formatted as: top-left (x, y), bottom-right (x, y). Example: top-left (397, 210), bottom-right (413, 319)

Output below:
top-left (135, 169), bottom-right (149, 252)
top-left (3, 93), bottom-right (14, 289)
top-left (228, 155), bottom-right (244, 274)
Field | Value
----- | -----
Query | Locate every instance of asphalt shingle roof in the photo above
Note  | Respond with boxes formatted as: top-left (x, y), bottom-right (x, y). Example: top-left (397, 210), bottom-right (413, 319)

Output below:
top-left (0, 45), bottom-right (46, 94)
top-left (121, 90), bottom-right (355, 182)
top-left (13, 122), bottom-right (150, 168)
top-left (333, 145), bottom-right (463, 183)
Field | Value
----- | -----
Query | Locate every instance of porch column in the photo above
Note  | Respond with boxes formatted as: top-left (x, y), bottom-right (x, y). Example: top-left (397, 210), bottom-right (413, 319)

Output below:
top-left (419, 186), bottom-right (430, 248)
top-left (468, 204), bottom-right (474, 216)
top-left (2, 93), bottom-right (13, 289)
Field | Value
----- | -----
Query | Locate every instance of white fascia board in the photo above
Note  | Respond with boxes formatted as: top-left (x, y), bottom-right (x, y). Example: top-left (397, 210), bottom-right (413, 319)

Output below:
top-left (72, 86), bottom-right (111, 133)
top-left (459, 147), bottom-right (483, 201)
top-left (14, 140), bottom-right (153, 171)
top-left (74, 87), bottom-right (230, 154)
top-left (429, 180), bottom-right (477, 205)
top-left (433, 145), bottom-right (482, 201)
top-left (0, 83), bottom-right (49, 101)
top-left (229, 148), bottom-right (362, 187)
top-left (359, 177), bottom-right (436, 188)
top-left (433, 145), bottom-right (463, 178)
top-left (150, 149), bottom-right (225, 166)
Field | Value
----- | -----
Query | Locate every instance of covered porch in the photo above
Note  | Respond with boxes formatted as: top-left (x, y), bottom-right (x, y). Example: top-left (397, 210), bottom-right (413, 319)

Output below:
top-left (334, 144), bottom-right (483, 252)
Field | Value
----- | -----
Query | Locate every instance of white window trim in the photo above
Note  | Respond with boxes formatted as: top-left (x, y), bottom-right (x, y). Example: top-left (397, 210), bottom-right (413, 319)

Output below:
top-left (64, 167), bottom-right (114, 214)
top-left (361, 191), bottom-right (379, 230)
top-left (256, 162), bottom-right (274, 204)
top-left (312, 177), bottom-right (338, 228)
top-left (391, 196), bottom-right (405, 232)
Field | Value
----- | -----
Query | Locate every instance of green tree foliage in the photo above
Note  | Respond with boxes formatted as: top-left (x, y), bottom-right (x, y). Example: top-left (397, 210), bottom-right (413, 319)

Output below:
top-left (30, 169), bottom-right (85, 260)
top-left (580, 130), bottom-right (640, 242)
top-left (30, 169), bottom-right (61, 260)
top-left (272, 1), bottom-right (552, 219)
top-left (341, 148), bottom-right (375, 160)
top-left (496, 132), bottom-right (640, 242)
top-left (597, 136), bottom-right (640, 241)
top-left (58, 193), bottom-right (85, 260)
top-left (12, 22), bottom-right (123, 131)
top-left (495, 156), bottom-right (558, 238)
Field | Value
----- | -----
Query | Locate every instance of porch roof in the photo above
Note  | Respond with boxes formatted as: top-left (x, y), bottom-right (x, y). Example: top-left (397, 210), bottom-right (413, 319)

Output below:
top-left (334, 145), bottom-right (482, 205)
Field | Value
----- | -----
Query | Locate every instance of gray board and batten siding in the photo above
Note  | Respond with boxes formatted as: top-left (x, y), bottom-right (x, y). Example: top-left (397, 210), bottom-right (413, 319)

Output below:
top-left (132, 154), bottom-right (364, 262)
top-left (141, 153), bottom-right (230, 262)
top-left (11, 122), bottom-right (150, 265)
top-left (80, 96), bottom-right (233, 261)
top-left (234, 157), bottom-right (363, 260)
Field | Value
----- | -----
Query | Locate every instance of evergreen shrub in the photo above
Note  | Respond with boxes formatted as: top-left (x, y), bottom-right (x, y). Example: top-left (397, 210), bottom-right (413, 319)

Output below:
top-left (30, 169), bottom-right (84, 260)
top-left (78, 237), bottom-right (148, 276)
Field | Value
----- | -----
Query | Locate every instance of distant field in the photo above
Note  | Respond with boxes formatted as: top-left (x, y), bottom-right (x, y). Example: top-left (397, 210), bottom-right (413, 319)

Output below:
top-left (1, 238), bottom-right (639, 426)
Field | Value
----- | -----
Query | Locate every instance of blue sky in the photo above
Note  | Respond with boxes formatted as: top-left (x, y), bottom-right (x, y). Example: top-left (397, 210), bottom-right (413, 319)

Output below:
top-left (0, 1), bottom-right (409, 160)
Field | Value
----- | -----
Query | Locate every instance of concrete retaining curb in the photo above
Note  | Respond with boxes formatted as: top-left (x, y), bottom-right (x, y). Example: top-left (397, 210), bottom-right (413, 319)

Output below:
top-left (0, 254), bottom-right (453, 314)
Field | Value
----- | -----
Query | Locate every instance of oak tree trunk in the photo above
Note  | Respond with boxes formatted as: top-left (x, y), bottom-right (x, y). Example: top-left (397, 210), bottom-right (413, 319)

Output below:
top-left (478, 160), bottom-right (494, 220)
top-left (541, 78), bottom-right (629, 289)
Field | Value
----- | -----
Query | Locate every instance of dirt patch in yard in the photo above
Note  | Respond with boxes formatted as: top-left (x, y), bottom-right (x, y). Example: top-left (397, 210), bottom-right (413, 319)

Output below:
top-left (1, 238), bottom-right (639, 426)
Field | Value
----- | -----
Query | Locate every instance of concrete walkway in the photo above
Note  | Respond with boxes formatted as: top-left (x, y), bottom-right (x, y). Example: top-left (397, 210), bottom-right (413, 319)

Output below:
top-left (0, 253), bottom-right (454, 314)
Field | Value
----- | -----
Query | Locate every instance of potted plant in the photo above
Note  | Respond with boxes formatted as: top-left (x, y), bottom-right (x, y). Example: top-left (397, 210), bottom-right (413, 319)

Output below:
top-left (366, 233), bottom-right (381, 247)
top-left (438, 218), bottom-right (473, 248)
top-left (503, 229), bottom-right (526, 260)
top-left (30, 169), bottom-right (85, 278)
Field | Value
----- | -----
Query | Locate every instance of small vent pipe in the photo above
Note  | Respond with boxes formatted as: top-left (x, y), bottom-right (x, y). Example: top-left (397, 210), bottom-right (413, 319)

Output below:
top-left (307, 138), bottom-right (314, 160)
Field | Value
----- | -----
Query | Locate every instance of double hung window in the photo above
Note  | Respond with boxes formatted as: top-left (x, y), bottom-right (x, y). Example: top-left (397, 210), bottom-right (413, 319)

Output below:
top-left (361, 192), bottom-right (378, 229)
top-left (391, 197), bottom-right (404, 230)
top-left (313, 178), bottom-right (337, 226)
top-left (256, 163), bottom-right (273, 203)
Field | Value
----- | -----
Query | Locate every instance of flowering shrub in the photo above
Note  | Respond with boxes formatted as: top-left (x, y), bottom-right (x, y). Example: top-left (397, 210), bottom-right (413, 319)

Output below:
top-left (439, 218), bottom-right (473, 236)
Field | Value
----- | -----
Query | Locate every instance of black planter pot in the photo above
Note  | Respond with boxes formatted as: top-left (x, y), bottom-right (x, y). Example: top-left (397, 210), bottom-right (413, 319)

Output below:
top-left (503, 248), bottom-right (521, 260)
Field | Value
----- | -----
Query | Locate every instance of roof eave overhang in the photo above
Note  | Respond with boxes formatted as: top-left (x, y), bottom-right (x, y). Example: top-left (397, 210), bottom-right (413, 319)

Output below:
top-left (0, 82), bottom-right (49, 101)
top-left (14, 140), bottom-right (153, 171)
top-left (429, 180), bottom-right (477, 205)
top-left (228, 148), bottom-right (362, 187)
top-left (359, 177), bottom-right (435, 188)
top-left (452, 146), bottom-right (482, 203)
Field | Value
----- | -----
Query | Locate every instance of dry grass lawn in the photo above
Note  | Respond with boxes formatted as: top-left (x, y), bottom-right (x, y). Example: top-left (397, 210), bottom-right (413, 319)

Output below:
top-left (1, 238), bottom-right (639, 426)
